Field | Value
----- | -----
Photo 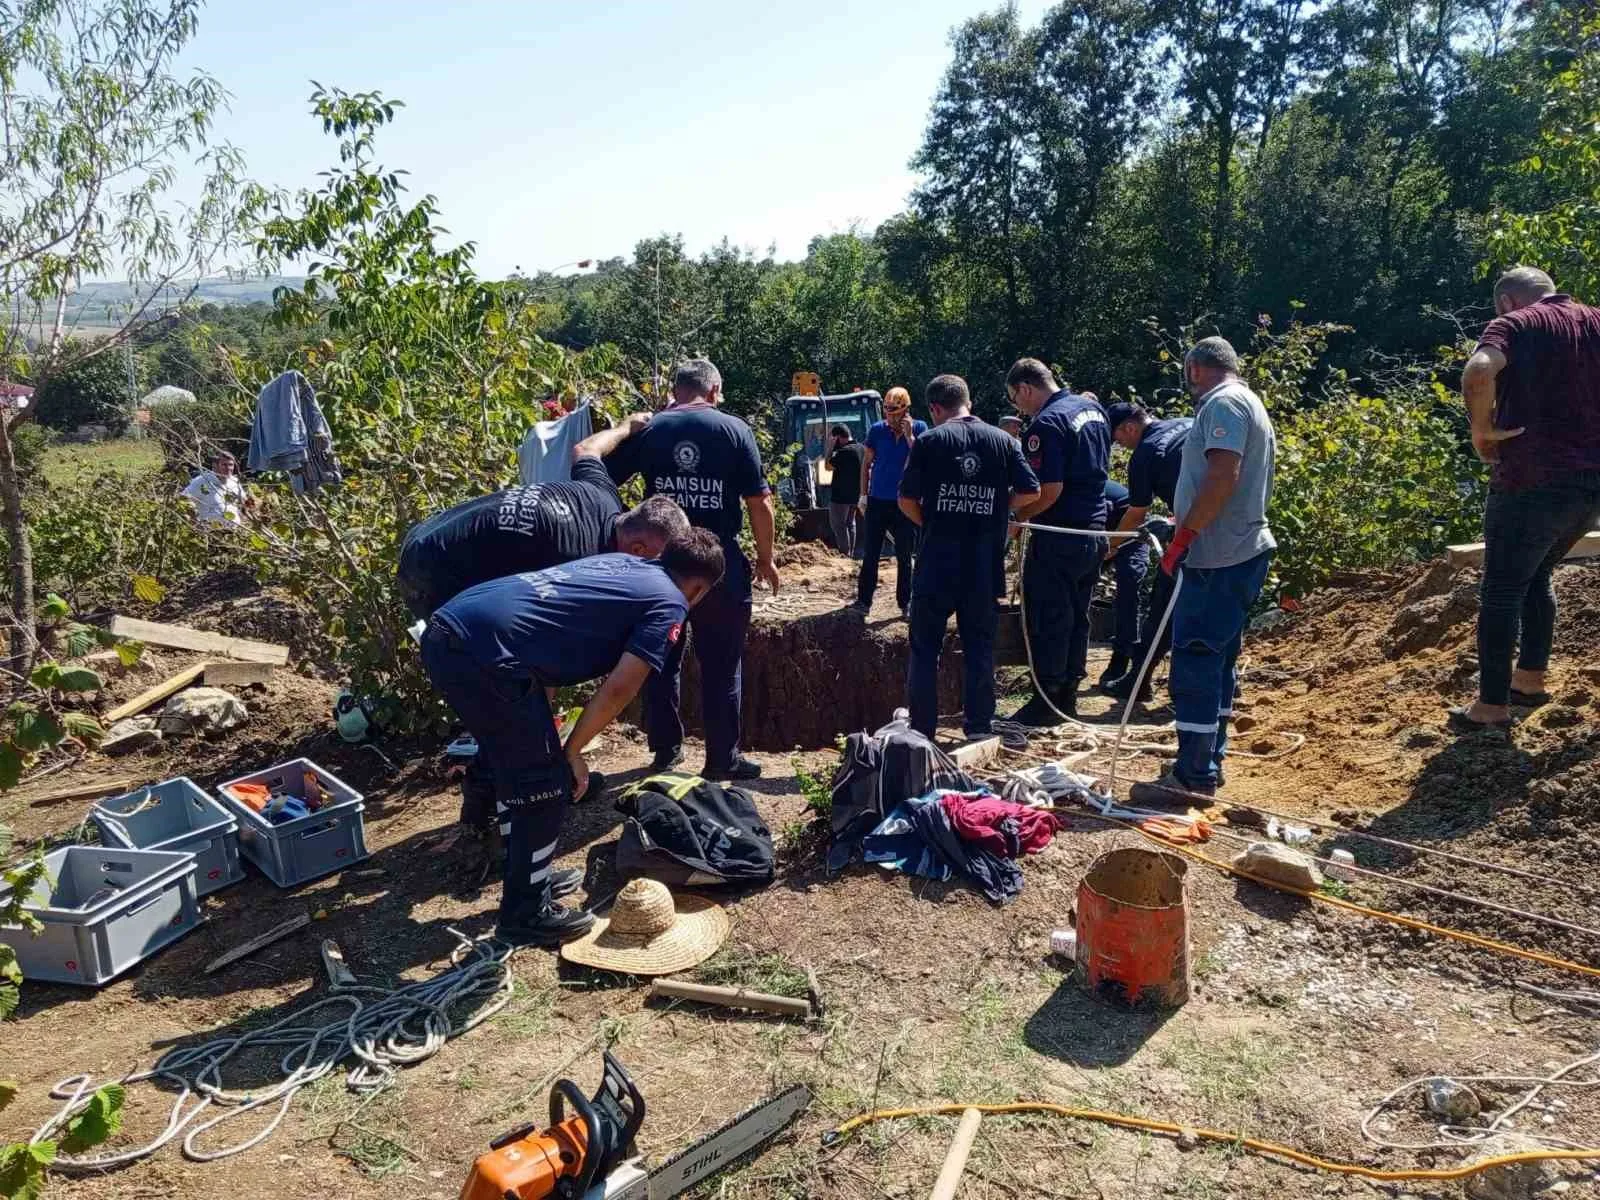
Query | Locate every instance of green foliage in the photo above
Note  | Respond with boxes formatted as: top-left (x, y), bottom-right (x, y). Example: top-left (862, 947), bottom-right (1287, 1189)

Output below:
top-left (0, 1139), bottom-right (55, 1200)
top-left (1491, 3), bottom-right (1600, 301)
top-left (146, 396), bottom-right (252, 472)
top-left (0, 1081), bottom-right (123, 1200)
top-left (793, 757), bottom-right (833, 819)
top-left (1238, 319), bottom-right (1485, 599)
top-left (236, 88), bottom-right (637, 734)
top-left (32, 345), bottom-right (139, 434)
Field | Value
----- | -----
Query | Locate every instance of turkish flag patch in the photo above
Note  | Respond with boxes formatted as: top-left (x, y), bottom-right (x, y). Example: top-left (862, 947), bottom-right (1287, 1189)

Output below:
top-left (669, 623), bottom-right (683, 645)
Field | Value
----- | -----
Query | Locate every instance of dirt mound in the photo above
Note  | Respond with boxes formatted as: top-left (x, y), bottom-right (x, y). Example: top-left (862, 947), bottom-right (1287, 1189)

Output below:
top-left (154, 566), bottom-right (328, 669)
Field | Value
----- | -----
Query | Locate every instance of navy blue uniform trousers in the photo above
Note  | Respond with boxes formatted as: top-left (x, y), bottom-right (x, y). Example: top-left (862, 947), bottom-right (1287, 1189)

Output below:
top-left (908, 534), bottom-right (1000, 739)
top-left (1169, 551), bottom-right (1273, 788)
top-left (421, 623), bottom-right (569, 922)
top-left (645, 558), bottom-right (750, 770)
top-left (1024, 532), bottom-right (1106, 693)
top-left (1110, 541), bottom-right (1150, 657)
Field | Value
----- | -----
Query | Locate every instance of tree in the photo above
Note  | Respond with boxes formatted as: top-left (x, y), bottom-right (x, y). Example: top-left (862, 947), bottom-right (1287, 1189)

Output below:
top-left (0, 0), bottom-right (262, 675)
top-left (1491, 1), bottom-right (1600, 300)
top-left (33, 342), bottom-right (143, 434)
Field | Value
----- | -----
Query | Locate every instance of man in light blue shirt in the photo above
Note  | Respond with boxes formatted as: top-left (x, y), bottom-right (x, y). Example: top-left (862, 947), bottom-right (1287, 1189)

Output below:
top-left (1131, 337), bottom-right (1276, 806)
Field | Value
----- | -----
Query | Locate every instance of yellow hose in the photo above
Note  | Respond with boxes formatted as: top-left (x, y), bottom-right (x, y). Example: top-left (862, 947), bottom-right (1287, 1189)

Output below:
top-left (825, 1102), bottom-right (1600, 1182)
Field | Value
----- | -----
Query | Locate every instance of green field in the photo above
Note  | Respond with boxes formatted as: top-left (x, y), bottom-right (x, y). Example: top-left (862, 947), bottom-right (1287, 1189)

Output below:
top-left (39, 436), bottom-right (164, 486)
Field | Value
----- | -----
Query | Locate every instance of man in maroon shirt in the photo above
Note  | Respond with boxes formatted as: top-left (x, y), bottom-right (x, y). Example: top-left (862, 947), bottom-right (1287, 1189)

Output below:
top-left (1451, 266), bottom-right (1600, 731)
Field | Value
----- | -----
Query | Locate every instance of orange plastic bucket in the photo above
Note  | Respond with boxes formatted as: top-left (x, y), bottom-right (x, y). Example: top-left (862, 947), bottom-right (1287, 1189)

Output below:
top-left (1074, 847), bottom-right (1190, 1008)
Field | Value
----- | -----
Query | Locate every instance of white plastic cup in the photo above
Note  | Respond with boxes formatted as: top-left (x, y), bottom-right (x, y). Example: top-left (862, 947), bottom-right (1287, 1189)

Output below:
top-left (1050, 929), bottom-right (1077, 959)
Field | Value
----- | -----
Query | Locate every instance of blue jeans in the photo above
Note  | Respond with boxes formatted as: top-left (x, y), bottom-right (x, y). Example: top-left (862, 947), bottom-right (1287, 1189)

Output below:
top-left (907, 535), bottom-right (1001, 738)
top-left (1478, 475), bottom-right (1600, 705)
top-left (858, 498), bottom-right (917, 610)
top-left (646, 558), bottom-right (752, 769)
top-left (1111, 542), bottom-right (1150, 657)
top-left (421, 625), bottom-right (569, 922)
top-left (1023, 532), bottom-right (1106, 693)
top-left (1169, 551), bottom-right (1273, 788)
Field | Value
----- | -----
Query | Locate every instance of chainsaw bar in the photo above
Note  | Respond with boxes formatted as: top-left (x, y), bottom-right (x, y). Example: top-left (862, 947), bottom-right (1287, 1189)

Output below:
top-left (646, 1083), bottom-right (810, 1198)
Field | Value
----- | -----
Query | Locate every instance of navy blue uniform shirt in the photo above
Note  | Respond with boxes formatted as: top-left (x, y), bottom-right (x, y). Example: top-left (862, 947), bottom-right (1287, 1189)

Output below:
top-left (606, 403), bottom-right (767, 581)
top-left (1024, 389), bottom-right (1110, 528)
top-left (1126, 417), bottom-right (1192, 510)
top-left (900, 415), bottom-right (1039, 541)
top-left (398, 457), bottom-right (622, 603)
top-left (1104, 479), bottom-right (1131, 529)
top-left (433, 554), bottom-right (687, 686)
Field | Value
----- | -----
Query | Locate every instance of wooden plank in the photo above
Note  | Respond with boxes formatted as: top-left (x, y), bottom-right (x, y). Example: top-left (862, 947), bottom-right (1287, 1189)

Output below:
top-left (203, 660), bottom-right (274, 688)
top-left (100, 663), bottom-right (208, 725)
top-left (1448, 530), bottom-right (1600, 569)
top-left (203, 913), bottom-right (311, 975)
top-left (929, 1108), bottom-right (984, 1200)
top-left (648, 978), bottom-right (815, 1019)
top-left (108, 616), bottom-right (289, 666)
top-left (28, 777), bottom-right (133, 808)
top-left (320, 939), bottom-right (357, 987)
top-left (951, 736), bottom-right (1001, 772)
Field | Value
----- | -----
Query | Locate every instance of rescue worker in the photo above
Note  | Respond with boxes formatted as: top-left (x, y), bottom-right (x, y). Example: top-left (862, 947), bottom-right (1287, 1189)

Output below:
top-left (1450, 267), bottom-right (1600, 731)
top-left (1130, 337), bottom-right (1276, 805)
top-left (1100, 401), bottom-right (1194, 701)
top-left (396, 410), bottom-right (688, 621)
top-left (899, 374), bottom-right (1039, 739)
top-left (1005, 358), bottom-right (1111, 725)
top-left (421, 530), bottom-right (726, 944)
top-left (595, 358), bottom-right (781, 781)
top-left (1100, 480), bottom-right (1150, 691)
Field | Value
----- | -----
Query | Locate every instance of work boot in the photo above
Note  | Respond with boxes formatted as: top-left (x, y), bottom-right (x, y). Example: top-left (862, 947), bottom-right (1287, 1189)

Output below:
top-left (549, 867), bottom-right (583, 901)
top-left (1127, 771), bottom-right (1214, 811)
top-left (1100, 669), bottom-right (1154, 703)
top-left (1004, 693), bottom-right (1069, 729)
top-left (1097, 654), bottom-right (1130, 690)
top-left (704, 755), bottom-right (762, 782)
top-left (496, 902), bottom-right (596, 947)
top-left (650, 746), bottom-right (685, 772)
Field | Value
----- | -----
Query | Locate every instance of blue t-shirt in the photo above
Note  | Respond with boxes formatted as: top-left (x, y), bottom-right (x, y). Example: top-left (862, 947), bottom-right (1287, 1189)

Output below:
top-left (433, 554), bottom-right (687, 686)
top-left (397, 457), bottom-right (622, 609)
top-left (606, 403), bottom-right (767, 558)
top-left (865, 419), bottom-right (928, 501)
top-left (1126, 418), bottom-right (1192, 510)
top-left (1024, 390), bottom-right (1110, 528)
top-left (899, 415), bottom-right (1038, 542)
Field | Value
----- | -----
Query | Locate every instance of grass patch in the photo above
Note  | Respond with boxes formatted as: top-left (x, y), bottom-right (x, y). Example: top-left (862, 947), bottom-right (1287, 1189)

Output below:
top-left (496, 978), bottom-right (559, 1038)
top-left (695, 948), bottom-right (811, 998)
top-left (1154, 1030), bottom-right (1292, 1113)
top-left (40, 437), bottom-right (163, 486)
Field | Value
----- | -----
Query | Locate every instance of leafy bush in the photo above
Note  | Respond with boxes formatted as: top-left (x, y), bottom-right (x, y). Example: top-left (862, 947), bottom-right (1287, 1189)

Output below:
top-left (1241, 320), bottom-right (1484, 599)
top-left (146, 395), bottom-right (252, 472)
top-left (32, 345), bottom-right (141, 435)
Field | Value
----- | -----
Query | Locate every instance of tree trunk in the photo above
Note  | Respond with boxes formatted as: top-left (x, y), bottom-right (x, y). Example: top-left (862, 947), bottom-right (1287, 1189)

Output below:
top-left (1209, 116), bottom-right (1236, 308)
top-left (0, 413), bottom-right (36, 679)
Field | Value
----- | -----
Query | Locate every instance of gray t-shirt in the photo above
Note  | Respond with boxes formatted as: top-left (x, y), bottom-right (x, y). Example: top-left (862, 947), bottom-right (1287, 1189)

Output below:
top-left (1173, 380), bottom-right (1277, 569)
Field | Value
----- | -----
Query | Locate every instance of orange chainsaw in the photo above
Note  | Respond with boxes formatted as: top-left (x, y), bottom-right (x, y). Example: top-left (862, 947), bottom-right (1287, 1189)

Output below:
top-left (461, 1052), bottom-right (809, 1200)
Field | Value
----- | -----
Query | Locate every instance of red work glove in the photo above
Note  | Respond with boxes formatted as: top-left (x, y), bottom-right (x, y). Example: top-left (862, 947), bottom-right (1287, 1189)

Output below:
top-left (1161, 526), bottom-right (1198, 577)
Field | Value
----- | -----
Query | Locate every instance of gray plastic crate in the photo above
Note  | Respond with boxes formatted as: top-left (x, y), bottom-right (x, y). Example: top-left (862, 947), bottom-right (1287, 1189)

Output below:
top-left (214, 758), bottom-right (368, 887)
top-left (90, 777), bottom-right (243, 896)
top-left (0, 846), bottom-right (201, 986)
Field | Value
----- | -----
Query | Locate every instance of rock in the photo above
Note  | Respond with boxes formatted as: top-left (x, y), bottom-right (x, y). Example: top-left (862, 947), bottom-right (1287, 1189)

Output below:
top-left (101, 716), bottom-right (162, 755)
top-left (1232, 841), bottom-right (1323, 890)
top-left (1424, 1076), bottom-right (1481, 1120)
top-left (1463, 1134), bottom-right (1562, 1199)
top-left (157, 687), bottom-right (248, 738)
top-left (1404, 726), bottom-right (1444, 749)
top-left (1175, 1127), bottom-right (1199, 1151)
top-left (1232, 714), bottom-right (1259, 732)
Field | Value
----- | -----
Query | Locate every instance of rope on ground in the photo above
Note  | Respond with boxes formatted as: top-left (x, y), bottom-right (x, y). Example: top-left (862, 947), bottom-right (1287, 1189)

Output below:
top-left (31, 930), bottom-right (515, 1170)
top-left (823, 1102), bottom-right (1600, 1183)
top-left (1361, 1047), bottom-right (1600, 1153)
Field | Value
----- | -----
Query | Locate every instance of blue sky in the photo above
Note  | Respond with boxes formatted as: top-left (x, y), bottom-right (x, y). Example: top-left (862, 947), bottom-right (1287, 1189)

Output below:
top-left (180, 0), bottom-right (1050, 279)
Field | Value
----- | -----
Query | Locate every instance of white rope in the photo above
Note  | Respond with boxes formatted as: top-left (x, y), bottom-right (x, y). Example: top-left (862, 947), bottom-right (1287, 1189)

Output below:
top-left (31, 930), bottom-right (514, 1170)
top-left (1360, 1046), bottom-right (1600, 1153)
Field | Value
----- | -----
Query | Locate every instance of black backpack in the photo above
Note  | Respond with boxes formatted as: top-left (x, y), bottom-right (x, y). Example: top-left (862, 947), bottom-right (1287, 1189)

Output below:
top-left (826, 713), bottom-right (976, 873)
top-left (615, 773), bottom-right (775, 888)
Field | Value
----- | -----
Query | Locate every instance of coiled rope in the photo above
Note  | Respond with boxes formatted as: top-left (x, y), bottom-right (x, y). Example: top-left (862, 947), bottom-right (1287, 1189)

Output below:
top-left (31, 931), bottom-right (514, 1170)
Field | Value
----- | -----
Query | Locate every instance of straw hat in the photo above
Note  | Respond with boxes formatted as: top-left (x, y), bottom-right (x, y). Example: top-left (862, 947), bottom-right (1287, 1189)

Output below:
top-left (560, 878), bottom-right (729, 976)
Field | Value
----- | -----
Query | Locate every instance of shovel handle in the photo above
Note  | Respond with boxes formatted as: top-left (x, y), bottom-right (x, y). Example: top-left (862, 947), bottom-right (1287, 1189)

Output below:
top-left (929, 1107), bottom-right (982, 1200)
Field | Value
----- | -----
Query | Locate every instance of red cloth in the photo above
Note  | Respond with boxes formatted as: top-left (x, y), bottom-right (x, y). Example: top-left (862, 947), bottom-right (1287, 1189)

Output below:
top-left (939, 792), bottom-right (1061, 857)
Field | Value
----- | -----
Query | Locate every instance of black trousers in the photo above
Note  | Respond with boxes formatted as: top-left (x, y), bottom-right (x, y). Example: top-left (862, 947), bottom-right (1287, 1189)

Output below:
top-left (858, 497), bottom-right (917, 610)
